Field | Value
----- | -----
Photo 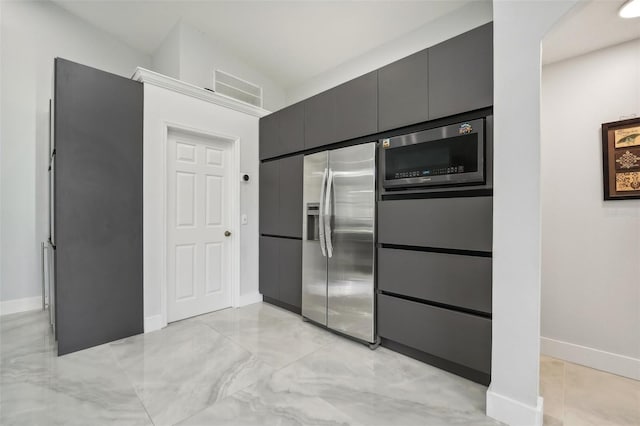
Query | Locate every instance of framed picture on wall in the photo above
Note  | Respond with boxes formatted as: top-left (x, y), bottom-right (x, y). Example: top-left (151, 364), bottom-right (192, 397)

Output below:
top-left (602, 117), bottom-right (640, 200)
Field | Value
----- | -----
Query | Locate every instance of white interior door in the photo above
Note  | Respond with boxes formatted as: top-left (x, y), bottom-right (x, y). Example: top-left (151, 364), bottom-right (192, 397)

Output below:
top-left (167, 129), bottom-right (232, 323)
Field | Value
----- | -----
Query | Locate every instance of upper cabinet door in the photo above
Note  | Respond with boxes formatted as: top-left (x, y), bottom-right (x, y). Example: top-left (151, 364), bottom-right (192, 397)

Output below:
top-left (378, 50), bottom-right (429, 132)
top-left (259, 113), bottom-right (279, 160)
top-left (304, 89), bottom-right (336, 150)
top-left (334, 71), bottom-right (378, 142)
top-left (428, 23), bottom-right (493, 120)
top-left (260, 103), bottom-right (304, 160)
top-left (259, 160), bottom-right (279, 235)
top-left (278, 155), bottom-right (303, 238)
top-left (277, 103), bottom-right (305, 156)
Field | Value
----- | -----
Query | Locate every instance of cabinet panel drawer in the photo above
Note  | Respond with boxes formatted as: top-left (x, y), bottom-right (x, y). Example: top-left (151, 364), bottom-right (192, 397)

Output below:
top-left (378, 49), bottom-right (429, 132)
top-left (378, 197), bottom-right (492, 252)
top-left (259, 114), bottom-right (278, 160)
top-left (278, 155), bottom-right (303, 238)
top-left (277, 103), bottom-right (305, 157)
top-left (378, 248), bottom-right (491, 313)
top-left (334, 71), bottom-right (378, 142)
top-left (278, 238), bottom-right (302, 309)
top-left (378, 294), bottom-right (491, 374)
top-left (428, 23), bottom-right (493, 120)
top-left (259, 236), bottom-right (279, 300)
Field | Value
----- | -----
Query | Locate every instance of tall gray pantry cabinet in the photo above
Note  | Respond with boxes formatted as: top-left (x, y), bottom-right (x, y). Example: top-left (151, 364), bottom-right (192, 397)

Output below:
top-left (259, 23), bottom-right (493, 385)
top-left (53, 58), bottom-right (143, 355)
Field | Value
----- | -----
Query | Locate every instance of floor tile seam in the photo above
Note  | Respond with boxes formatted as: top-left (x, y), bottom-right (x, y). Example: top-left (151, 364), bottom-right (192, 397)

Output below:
top-left (265, 340), bottom-right (333, 373)
top-left (107, 344), bottom-right (157, 426)
top-left (308, 394), bottom-right (366, 426)
top-left (312, 383), bottom-right (478, 426)
top-left (195, 315), bottom-right (291, 339)
top-left (196, 320), bottom-right (284, 372)
top-left (193, 316), bottom-right (233, 336)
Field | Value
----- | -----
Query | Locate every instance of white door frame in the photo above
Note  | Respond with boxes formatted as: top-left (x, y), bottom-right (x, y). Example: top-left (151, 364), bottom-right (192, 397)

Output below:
top-left (159, 121), bottom-right (241, 328)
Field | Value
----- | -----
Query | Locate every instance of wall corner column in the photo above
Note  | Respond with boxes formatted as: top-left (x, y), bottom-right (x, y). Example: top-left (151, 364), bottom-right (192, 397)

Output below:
top-left (488, 1), bottom-right (579, 425)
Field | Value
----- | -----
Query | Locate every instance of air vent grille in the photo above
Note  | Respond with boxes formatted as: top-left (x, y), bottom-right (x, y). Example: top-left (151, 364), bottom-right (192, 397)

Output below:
top-left (214, 69), bottom-right (262, 108)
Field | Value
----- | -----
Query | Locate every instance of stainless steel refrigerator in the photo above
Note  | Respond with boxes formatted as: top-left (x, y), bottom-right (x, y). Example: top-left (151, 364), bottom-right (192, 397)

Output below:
top-left (302, 142), bottom-right (378, 346)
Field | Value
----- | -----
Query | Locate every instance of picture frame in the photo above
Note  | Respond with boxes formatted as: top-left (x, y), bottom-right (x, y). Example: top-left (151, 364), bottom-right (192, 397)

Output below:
top-left (602, 117), bottom-right (640, 200)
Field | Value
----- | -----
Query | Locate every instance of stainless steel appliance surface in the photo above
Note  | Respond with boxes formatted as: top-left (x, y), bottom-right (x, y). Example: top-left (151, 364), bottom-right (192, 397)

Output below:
top-left (380, 118), bottom-right (485, 191)
top-left (302, 142), bottom-right (377, 344)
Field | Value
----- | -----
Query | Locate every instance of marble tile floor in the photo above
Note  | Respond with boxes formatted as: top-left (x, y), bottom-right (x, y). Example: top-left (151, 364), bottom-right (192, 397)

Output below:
top-left (540, 355), bottom-right (640, 426)
top-left (0, 302), bottom-right (500, 426)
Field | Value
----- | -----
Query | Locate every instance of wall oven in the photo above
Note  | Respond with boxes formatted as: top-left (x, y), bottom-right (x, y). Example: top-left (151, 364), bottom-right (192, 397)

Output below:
top-left (380, 118), bottom-right (486, 191)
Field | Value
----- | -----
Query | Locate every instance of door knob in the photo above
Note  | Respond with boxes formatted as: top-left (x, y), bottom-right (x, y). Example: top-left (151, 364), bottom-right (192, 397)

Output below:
top-left (224, 231), bottom-right (231, 237)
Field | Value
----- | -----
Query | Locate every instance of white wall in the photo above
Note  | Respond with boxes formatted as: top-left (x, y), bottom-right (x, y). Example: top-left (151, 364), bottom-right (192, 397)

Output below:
top-left (0, 1), bottom-right (150, 307)
top-left (152, 22), bottom-right (181, 80)
top-left (285, 0), bottom-right (492, 104)
top-left (150, 22), bottom-right (286, 112)
top-left (143, 83), bottom-right (262, 331)
top-left (541, 39), bottom-right (640, 380)
top-left (488, 1), bottom-right (578, 425)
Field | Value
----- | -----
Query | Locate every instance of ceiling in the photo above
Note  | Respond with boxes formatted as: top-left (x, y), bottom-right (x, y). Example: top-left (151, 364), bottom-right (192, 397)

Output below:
top-left (543, 0), bottom-right (640, 65)
top-left (51, 0), bottom-right (472, 88)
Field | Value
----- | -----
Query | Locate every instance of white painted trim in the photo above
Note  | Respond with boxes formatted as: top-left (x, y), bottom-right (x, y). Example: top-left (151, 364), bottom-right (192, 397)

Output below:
top-left (486, 389), bottom-right (544, 426)
top-left (161, 122), bottom-right (242, 325)
top-left (0, 296), bottom-right (42, 316)
top-left (230, 135), bottom-right (242, 310)
top-left (237, 292), bottom-right (263, 307)
top-left (132, 68), bottom-right (271, 118)
top-left (541, 337), bottom-right (640, 380)
top-left (144, 315), bottom-right (163, 333)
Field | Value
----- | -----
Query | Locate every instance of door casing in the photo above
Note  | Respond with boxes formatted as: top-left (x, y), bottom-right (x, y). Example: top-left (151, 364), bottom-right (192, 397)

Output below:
top-left (159, 122), bottom-right (241, 328)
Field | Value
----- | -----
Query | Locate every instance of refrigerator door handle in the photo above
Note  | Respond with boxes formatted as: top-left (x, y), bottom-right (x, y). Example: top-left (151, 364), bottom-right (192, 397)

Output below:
top-left (318, 167), bottom-right (328, 257)
top-left (324, 168), bottom-right (334, 258)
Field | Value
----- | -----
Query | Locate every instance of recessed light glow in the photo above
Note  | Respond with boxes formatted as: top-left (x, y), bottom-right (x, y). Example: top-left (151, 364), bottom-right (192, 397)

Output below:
top-left (619, 0), bottom-right (640, 18)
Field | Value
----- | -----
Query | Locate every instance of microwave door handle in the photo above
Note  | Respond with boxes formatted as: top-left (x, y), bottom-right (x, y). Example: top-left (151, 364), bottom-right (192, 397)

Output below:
top-left (318, 168), bottom-right (328, 257)
top-left (324, 168), bottom-right (334, 258)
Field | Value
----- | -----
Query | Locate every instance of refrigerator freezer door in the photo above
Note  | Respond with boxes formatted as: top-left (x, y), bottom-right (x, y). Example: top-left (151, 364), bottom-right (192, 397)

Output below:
top-left (302, 151), bottom-right (329, 325)
top-left (327, 142), bottom-right (376, 343)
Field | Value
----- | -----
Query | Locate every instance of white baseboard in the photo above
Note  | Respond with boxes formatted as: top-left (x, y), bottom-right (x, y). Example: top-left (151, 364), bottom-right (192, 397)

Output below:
top-left (144, 314), bottom-right (164, 333)
top-left (237, 292), bottom-right (263, 307)
top-left (486, 388), bottom-right (543, 426)
top-left (0, 296), bottom-right (42, 316)
top-left (541, 336), bottom-right (640, 380)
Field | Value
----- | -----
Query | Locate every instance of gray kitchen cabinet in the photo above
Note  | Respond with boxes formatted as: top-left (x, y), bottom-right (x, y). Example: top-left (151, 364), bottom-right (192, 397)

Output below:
top-left (259, 160), bottom-right (279, 235)
top-left (259, 103), bottom-right (304, 160)
top-left (260, 154), bottom-right (303, 238)
top-left (378, 248), bottom-right (492, 313)
top-left (259, 113), bottom-right (279, 160)
top-left (378, 197), bottom-right (493, 252)
top-left (259, 236), bottom-right (279, 300)
top-left (278, 238), bottom-right (302, 309)
top-left (305, 72), bottom-right (378, 149)
top-left (278, 155), bottom-right (303, 238)
top-left (304, 89), bottom-right (336, 150)
top-left (259, 236), bottom-right (302, 312)
top-left (378, 50), bottom-right (429, 132)
top-left (54, 58), bottom-right (143, 356)
top-left (428, 23), bottom-right (493, 120)
top-left (334, 71), bottom-right (378, 142)
top-left (378, 294), bottom-right (491, 375)
top-left (277, 102), bottom-right (305, 156)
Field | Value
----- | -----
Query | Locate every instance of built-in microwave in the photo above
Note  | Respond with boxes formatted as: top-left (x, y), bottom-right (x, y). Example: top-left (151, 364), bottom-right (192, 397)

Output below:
top-left (380, 118), bottom-right (485, 191)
